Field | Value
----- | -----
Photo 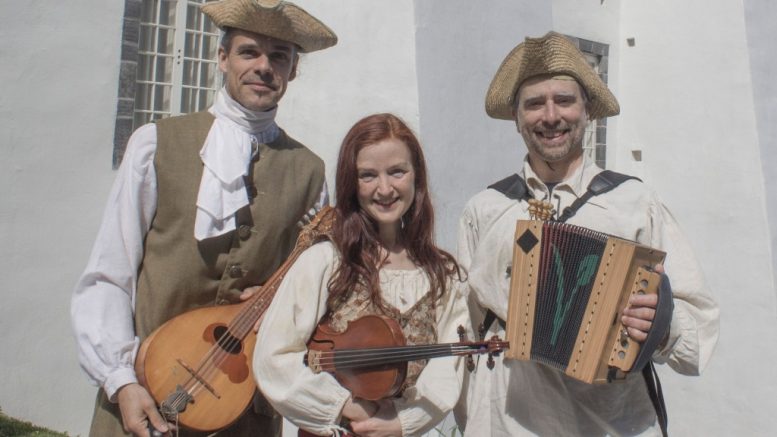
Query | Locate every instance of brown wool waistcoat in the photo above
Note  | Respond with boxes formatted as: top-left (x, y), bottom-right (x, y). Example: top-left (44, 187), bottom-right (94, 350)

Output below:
top-left (89, 111), bottom-right (325, 437)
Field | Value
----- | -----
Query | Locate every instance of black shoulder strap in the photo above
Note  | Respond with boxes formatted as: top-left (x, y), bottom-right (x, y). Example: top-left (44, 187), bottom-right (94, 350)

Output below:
top-left (557, 170), bottom-right (641, 223)
top-left (488, 173), bottom-right (532, 201)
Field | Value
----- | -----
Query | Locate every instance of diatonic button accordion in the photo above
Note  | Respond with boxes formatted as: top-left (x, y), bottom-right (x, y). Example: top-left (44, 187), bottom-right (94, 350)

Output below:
top-left (505, 220), bottom-right (667, 383)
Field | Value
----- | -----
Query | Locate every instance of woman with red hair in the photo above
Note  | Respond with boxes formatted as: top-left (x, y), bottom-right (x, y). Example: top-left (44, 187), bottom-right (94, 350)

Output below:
top-left (254, 113), bottom-right (468, 437)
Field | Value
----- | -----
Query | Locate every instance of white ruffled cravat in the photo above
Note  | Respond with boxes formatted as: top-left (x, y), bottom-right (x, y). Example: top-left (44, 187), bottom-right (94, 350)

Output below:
top-left (195, 88), bottom-right (280, 240)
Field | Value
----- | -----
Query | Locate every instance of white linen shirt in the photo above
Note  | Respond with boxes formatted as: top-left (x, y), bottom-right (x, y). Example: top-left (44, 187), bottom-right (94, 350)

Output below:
top-left (70, 120), bottom-right (328, 401)
top-left (457, 156), bottom-right (719, 436)
top-left (254, 241), bottom-right (470, 437)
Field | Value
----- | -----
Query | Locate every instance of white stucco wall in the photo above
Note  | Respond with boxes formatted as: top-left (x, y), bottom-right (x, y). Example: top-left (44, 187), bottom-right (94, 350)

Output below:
top-left (279, 0), bottom-right (421, 201)
top-left (414, 0), bottom-right (553, 252)
top-left (1, 0), bottom-right (775, 436)
top-left (618, 2), bottom-right (776, 434)
top-left (744, 0), bottom-right (777, 296)
top-left (0, 0), bottom-right (126, 434)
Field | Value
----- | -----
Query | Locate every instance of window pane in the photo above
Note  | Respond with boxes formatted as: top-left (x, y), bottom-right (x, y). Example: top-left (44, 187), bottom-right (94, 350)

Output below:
top-left (159, 0), bottom-right (177, 26)
top-left (198, 89), bottom-right (212, 111)
top-left (203, 34), bottom-right (218, 59)
top-left (157, 28), bottom-right (174, 54)
top-left (137, 54), bottom-right (153, 81)
top-left (180, 87), bottom-right (193, 113)
top-left (134, 111), bottom-right (151, 127)
top-left (155, 55), bottom-right (174, 83)
top-left (153, 85), bottom-right (171, 111)
top-left (140, 25), bottom-right (156, 52)
top-left (184, 31), bottom-right (200, 58)
top-left (141, 0), bottom-right (158, 23)
top-left (135, 83), bottom-right (149, 111)
top-left (182, 59), bottom-right (195, 85)
top-left (187, 4), bottom-right (201, 30)
top-left (204, 15), bottom-right (218, 33)
top-left (199, 62), bottom-right (216, 87)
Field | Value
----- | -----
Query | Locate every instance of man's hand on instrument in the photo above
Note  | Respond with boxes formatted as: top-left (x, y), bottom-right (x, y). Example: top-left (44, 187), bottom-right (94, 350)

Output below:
top-left (240, 286), bottom-right (264, 332)
top-left (350, 399), bottom-right (402, 437)
top-left (621, 264), bottom-right (666, 342)
top-left (342, 397), bottom-right (379, 422)
top-left (117, 383), bottom-right (172, 437)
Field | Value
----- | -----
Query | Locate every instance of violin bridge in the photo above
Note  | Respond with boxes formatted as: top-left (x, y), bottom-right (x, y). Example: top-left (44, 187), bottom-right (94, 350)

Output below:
top-left (305, 350), bottom-right (323, 373)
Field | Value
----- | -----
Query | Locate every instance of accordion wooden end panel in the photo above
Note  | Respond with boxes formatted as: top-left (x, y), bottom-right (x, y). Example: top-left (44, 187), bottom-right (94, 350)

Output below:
top-left (504, 220), bottom-right (665, 384)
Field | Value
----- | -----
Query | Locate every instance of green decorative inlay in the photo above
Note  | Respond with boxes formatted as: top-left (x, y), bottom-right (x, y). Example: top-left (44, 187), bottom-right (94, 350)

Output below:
top-left (550, 245), bottom-right (599, 345)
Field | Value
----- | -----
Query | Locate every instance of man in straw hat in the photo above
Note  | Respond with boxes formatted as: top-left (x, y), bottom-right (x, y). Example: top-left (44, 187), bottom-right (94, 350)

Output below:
top-left (71, 1), bottom-right (336, 435)
top-left (456, 32), bottom-right (718, 436)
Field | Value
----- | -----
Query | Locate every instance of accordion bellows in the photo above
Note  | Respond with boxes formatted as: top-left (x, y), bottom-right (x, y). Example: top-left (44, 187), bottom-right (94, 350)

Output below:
top-left (505, 220), bottom-right (666, 383)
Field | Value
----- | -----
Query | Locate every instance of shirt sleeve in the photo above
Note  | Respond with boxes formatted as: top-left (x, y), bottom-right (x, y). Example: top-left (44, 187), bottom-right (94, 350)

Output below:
top-left (392, 279), bottom-right (470, 436)
top-left (254, 242), bottom-right (352, 436)
top-left (70, 123), bottom-right (158, 401)
top-left (645, 193), bottom-right (720, 375)
top-left (456, 203), bottom-right (479, 274)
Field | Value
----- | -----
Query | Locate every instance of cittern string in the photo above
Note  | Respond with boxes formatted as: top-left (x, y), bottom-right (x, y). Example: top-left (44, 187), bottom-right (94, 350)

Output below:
top-left (162, 236), bottom-right (308, 410)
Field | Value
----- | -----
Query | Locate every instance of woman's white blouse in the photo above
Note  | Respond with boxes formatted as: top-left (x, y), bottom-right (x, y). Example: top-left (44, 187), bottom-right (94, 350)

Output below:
top-left (254, 241), bottom-right (469, 436)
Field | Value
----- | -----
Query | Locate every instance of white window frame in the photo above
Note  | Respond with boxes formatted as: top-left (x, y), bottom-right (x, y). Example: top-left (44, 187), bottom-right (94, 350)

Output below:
top-left (113, 0), bottom-right (224, 167)
top-left (134, 0), bottom-right (222, 127)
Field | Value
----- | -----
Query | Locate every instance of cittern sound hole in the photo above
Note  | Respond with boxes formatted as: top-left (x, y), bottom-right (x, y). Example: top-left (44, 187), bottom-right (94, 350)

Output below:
top-left (214, 326), bottom-right (242, 354)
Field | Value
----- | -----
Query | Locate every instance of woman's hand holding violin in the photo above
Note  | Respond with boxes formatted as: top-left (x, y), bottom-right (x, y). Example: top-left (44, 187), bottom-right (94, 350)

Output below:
top-left (350, 399), bottom-right (403, 437)
top-left (342, 397), bottom-right (379, 422)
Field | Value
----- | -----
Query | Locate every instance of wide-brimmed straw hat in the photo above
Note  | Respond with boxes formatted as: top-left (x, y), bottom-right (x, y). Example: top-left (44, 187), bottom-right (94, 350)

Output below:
top-left (201, 0), bottom-right (337, 53)
top-left (485, 31), bottom-right (619, 120)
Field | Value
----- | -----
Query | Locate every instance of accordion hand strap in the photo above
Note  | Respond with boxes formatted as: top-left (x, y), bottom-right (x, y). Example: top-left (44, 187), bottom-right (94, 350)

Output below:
top-left (633, 274), bottom-right (674, 372)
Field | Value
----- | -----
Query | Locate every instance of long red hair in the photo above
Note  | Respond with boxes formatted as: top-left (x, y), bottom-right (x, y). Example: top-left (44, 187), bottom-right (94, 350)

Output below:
top-left (327, 113), bottom-right (459, 312)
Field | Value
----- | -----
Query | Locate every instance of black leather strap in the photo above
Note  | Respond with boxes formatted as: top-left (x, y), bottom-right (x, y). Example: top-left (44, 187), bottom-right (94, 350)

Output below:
top-left (488, 173), bottom-right (531, 201)
top-left (557, 170), bottom-right (641, 222)
top-left (643, 361), bottom-right (669, 436)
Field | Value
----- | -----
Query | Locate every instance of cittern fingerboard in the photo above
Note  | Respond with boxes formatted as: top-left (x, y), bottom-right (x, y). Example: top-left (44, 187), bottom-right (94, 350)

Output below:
top-left (505, 220), bottom-right (665, 384)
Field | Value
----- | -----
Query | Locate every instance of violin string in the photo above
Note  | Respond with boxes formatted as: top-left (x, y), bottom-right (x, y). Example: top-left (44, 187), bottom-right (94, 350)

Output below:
top-left (313, 345), bottom-right (489, 370)
top-left (316, 344), bottom-right (482, 360)
top-left (320, 351), bottom-right (456, 370)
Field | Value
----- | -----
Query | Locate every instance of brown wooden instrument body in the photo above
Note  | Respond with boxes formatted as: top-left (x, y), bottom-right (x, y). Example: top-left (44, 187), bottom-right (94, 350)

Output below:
top-left (307, 315), bottom-right (408, 401)
top-left (135, 303), bottom-right (256, 432)
top-left (134, 207), bottom-right (335, 433)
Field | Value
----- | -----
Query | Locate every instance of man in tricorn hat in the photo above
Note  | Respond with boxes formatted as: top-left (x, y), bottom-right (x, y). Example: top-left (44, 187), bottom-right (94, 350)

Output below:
top-left (457, 32), bottom-right (719, 436)
top-left (71, 1), bottom-right (336, 435)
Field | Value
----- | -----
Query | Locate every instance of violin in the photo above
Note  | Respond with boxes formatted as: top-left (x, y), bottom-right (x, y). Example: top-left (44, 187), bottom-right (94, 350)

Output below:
top-left (298, 314), bottom-right (508, 436)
